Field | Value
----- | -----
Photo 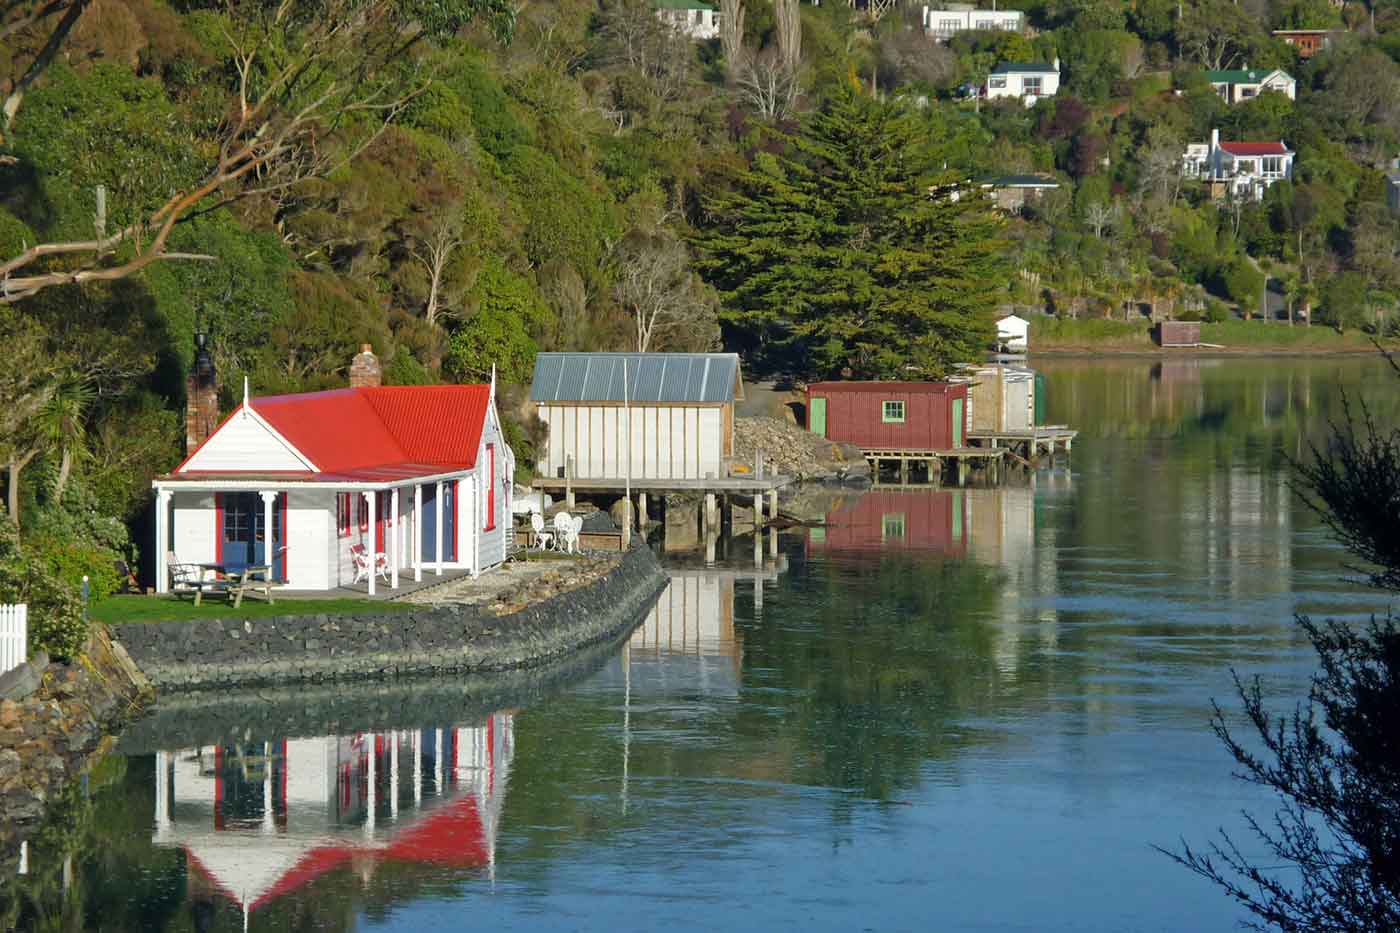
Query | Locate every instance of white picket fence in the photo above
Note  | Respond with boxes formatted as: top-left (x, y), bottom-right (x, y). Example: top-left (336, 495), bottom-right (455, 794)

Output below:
top-left (0, 603), bottom-right (27, 677)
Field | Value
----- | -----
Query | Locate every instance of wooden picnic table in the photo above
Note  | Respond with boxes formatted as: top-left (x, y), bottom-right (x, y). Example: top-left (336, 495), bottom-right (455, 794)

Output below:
top-left (195, 564), bottom-right (277, 608)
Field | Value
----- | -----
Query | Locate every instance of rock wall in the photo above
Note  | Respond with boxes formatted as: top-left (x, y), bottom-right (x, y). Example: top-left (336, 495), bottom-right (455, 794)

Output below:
top-left (0, 628), bottom-right (152, 864)
top-left (111, 542), bottom-right (668, 691)
top-left (735, 416), bottom-right (872, 484)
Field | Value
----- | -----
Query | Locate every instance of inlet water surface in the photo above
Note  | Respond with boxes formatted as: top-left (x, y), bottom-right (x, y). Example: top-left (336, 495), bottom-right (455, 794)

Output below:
top-left (6, 356), bottom-right (1397, 932)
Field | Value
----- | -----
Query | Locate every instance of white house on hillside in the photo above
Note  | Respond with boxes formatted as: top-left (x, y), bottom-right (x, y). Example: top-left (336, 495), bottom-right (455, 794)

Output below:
top-left (986, 60), bottom-right (1061, 107)
top-left (921, 5), bottom-right (1023, 39)
top-left (1205, 68), bottom-right (1296, 103)
top-left (154, 345), bottom-right (514, 596)
top-left (1182, 129), bottom-right (1294, 201)
top-left (655, 0), bottom-right (719, 39)
top-left (996, 314), bottom-right (1030, 354)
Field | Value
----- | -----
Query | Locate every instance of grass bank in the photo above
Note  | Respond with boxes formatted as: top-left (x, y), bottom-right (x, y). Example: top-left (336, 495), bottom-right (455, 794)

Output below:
top-left (92, 595), bottom-right (415, 624)
top-left (1030, 317), bottom-right (1398, 354)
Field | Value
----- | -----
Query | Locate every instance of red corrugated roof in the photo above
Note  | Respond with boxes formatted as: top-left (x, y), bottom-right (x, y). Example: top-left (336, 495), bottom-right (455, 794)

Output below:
top-left (1220, 142), bottom-right (1289, 156)
top-left (249, 385), bottom-right (489, 475)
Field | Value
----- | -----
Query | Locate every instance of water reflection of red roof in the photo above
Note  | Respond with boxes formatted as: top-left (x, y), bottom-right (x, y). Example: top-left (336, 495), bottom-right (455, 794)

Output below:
top-left (382, 795), bottom-right (488, 866)
top-left (183, 794), bottom-right (488, 913)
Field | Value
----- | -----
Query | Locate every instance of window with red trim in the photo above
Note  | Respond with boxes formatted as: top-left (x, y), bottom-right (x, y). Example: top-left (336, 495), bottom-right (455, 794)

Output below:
top-left (484, 444), bottom-right (496, 531)
top-left (336, 493), bottom-right (352, 538)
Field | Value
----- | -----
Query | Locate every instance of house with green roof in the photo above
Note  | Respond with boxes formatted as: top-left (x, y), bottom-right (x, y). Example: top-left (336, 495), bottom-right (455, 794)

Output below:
top-left (654, 0), bottom-right (719, 40)
top-left (1206, 68), bottom-right (1296, 104)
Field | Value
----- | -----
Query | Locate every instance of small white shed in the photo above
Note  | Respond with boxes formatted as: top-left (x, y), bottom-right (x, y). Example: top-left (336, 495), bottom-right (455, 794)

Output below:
top-left (996, 315), bottom-right (1030, 353)
top-left (530, 352), bottom-right (743, 482)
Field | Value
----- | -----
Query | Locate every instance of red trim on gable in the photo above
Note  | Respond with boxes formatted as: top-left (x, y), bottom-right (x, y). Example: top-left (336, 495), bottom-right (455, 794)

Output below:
top-left (214, 493), bottom-right (224, 565)
top-left (453, 480), bottom-right (461, 563)
top-left (174, 404), bottom-right (239, 474)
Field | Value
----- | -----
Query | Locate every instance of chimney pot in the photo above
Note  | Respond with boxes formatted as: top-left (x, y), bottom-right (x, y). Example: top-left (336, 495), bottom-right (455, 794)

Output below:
top-left (185, 333), bottom-right (219, 453)
top-left (349, 344), bottom-right (382, 388)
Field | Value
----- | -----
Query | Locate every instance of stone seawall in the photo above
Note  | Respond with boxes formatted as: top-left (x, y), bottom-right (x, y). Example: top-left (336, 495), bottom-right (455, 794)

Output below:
top-left (0, 629), bottom-right (152, 863)
top-left (111, 543), bottom-right (668, 691)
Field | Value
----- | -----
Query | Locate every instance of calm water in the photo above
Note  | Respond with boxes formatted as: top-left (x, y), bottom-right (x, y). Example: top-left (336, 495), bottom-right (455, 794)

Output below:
top-left (6, 356), bottom-right (1399, 932)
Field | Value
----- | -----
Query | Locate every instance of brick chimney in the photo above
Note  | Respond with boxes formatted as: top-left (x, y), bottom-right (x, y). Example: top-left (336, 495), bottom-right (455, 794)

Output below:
top-left (349, 344), bottom-right (382, 388)
top-left (185, 332), bottom-right (218, 454)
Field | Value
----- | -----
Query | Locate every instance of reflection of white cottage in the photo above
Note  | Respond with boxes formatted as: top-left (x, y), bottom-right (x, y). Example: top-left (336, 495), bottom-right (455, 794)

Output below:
top-left (153, 715), bottom-right (514, 921)
top-left (654, 0), bottom-right (719, 39)
top-left (1182, 129), bottom-right (1294, 202)
top-left (996, 315), bottom-right (1030, 354)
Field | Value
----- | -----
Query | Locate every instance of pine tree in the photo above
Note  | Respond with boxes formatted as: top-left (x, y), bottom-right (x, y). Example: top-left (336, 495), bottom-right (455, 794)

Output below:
top-left (694, 88), bottom-right (1007, 380)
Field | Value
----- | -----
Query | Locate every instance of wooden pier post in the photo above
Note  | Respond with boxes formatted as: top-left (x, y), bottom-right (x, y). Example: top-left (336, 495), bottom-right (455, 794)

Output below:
top-left (705, 528), bottom-right (717, 564)
top-left (753, 492), bottom-right (763, 527)
top-left (638, 492), bottom-right (649, 528)
top-left (899, 458), bottom-right (909, 485)
top-left (565, 455), bottom-right (576, 509)
top-left (704, 492), bottom-right (717, 533)
top-left (768, 488), bottom-right (779, 521)
top-left (957, 457), bottom-right (968, 487)
top-left (769, 526), bottom-right (778, 559)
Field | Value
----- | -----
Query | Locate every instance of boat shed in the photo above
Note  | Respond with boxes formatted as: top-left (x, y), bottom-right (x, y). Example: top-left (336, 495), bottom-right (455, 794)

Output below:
top-left (530, 352), bottom-right (743, 482)
top-left (1157, 321), bottom-right (1201, 348)
top-left (951, 365), bottom-right (1037, 434)
top-left (806, 381), bottom-right (968, 451)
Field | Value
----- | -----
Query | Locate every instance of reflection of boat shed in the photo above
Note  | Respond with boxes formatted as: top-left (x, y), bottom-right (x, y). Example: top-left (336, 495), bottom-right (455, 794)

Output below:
top-left (530, 352), bottom-right (743, 482)
top-left (808, 489), bottom-right (969, 556)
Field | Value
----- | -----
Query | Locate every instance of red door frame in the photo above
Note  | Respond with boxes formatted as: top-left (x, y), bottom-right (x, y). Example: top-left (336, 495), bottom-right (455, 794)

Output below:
top-left (484, 445), bottom-right (496, 531)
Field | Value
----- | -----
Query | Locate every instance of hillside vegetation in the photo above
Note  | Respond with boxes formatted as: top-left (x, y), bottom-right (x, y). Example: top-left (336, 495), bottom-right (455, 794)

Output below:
top-left (1, 0), bottom-right (1399, 636)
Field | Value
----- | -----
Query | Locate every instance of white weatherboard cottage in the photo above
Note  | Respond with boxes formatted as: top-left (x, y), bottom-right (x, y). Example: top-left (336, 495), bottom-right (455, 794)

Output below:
top-left (986, 60), bottom-right (1061, 107)
top-left (153, 347), bottom-right (514, 596)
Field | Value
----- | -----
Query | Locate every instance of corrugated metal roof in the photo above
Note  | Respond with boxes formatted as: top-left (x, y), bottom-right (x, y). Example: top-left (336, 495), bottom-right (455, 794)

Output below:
top-left (530, 353), bottom-right (742, 403)
top-left (174, 385), bottom-right (491, 479)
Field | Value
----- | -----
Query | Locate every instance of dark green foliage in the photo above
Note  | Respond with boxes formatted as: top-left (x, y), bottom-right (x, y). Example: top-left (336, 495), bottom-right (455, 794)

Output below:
top-left (695, 89), bottom-right (1007, 380)
top-left (1320, 271), bottom-right (1369, 332)
top-left (0, 512), bottom-right (87, 660)
top-left (445, 256), bottom-right (551, 384)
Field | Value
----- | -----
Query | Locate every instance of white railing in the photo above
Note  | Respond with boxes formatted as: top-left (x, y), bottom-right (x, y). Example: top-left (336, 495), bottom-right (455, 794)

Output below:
top-left (0, 604), bottom-right (27, 676)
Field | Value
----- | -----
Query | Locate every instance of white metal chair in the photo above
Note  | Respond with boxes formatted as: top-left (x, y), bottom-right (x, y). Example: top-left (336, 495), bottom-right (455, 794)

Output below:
top-left (530, 512), bottom-right (553, 551)
top-left (554, 512), bottom-right (582, 554)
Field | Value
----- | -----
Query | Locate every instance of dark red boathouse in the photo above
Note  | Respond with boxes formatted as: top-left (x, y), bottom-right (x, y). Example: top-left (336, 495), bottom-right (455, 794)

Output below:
top-left (807, 382), bottom-right (969, 450)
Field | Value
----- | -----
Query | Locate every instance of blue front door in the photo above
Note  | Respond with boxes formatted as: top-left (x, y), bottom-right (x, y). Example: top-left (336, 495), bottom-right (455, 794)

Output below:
top-left (420, 482), bottom-right (457, 563)
top-left (220, 492), bottom-right (285, 579)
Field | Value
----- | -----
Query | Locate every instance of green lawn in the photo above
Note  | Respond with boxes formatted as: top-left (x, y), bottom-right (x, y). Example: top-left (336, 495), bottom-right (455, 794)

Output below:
top-left (91, 595), bottom-right (415, 624)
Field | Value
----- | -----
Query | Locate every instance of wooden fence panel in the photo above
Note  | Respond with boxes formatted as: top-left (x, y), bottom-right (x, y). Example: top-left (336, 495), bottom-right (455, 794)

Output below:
top-left (0, 603), bottom-right (28, 676)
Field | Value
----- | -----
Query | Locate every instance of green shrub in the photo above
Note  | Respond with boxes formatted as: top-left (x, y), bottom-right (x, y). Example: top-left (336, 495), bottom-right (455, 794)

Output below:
top-left (0, 514), bottom-right (88, 660)
top-left (1204, 300), bottom-right (1230, 323)
top-left (28, 534), bottom-right (123, 603)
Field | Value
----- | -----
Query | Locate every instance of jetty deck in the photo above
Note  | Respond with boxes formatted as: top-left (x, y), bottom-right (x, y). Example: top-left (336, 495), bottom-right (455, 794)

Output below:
top-left (966, 426), bottom-right (1077, 457)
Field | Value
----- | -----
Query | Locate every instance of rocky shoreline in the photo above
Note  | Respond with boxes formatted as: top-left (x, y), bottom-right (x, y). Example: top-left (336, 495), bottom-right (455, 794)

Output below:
top-left (0, 629), bottom-right (152, 870)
